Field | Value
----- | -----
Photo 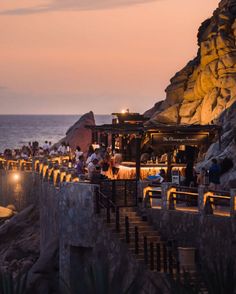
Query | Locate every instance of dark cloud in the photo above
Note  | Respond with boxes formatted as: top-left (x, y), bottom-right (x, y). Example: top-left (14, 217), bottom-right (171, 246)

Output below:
top-left (0, 0), bottom-right (158, 15)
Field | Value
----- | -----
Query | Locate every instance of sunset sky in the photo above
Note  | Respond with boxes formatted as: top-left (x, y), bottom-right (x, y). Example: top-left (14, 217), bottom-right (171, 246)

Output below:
top-left (0, 0), bottom-right (219, 115)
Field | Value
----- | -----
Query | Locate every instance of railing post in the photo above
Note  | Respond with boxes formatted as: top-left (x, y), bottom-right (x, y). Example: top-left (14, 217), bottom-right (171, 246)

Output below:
top-left (167, 241), bottom-right (173, 275)
top-left (135, 226), bottom-right (139, 255)
top-left (161, 183), bottom-right (175, 210)
top-left (112, 180), bottom-right (116, 204)
top-left (95, 187), bottom-right (100, 214)
top-left (150, 242), bottom-right (154, 271)
top-left (116, 207), bottom-right (120, 232)
top-left (230, 189), bottom-right (236, 217)
top-left (125, 216), bottom-right (130, 243)
top-left (198, 185), bottom-right (205, 215)
top-left (163, 244), bottom-right (168, 273)
top-left (144, 236), bottom-right (148, 265)
top-left (156, 243), bottom-right (161, 272)
top-left (124, 180), bottom-right (127, 206)
top-left (143, 190), bottom-right (151, 208)
top-left (44, 167), bottom-right (49, 182)
top-left (107, 197), bottom-right (111, 224)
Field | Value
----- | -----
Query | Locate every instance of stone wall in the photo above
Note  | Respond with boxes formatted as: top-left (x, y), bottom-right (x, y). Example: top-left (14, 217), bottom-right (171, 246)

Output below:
top-left (58, 182), bottom-right (165, 293)
top-left (147, 208), bottom-right (236, 265)
top-left (0, 170), bottom-right (41, 211)
top-left (40, 181), bottom-right (59, 253)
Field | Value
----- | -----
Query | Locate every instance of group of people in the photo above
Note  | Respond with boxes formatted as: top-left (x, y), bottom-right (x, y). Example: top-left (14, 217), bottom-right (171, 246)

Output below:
top-left (75, 146), bottom-right (123, 181)
top-left (2, 140), bottom-right (223, 189)
top-left (2, 141), bottom-right (73, 160)
top-left (184, 158), bottom-right (221, 190)
top-left (1, 139), bottom-right (125, 182)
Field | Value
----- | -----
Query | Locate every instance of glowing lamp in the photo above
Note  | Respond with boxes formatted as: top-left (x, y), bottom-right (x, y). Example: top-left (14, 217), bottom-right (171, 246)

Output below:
top-left (121, 109), bottom-right (126, 114)
top-left (13, 173), bottom-right (20, 182)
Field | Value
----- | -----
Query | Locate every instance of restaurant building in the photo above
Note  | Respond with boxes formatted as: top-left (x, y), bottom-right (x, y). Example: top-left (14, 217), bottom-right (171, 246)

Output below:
top-left (87, 111), bottom-right (221, 183)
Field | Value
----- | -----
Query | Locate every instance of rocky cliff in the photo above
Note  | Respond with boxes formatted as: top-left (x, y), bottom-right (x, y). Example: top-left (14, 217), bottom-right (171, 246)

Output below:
top-left (146, 0), bottom-right (236, 126)
top-left (145, 0), bottom-right (236, 188)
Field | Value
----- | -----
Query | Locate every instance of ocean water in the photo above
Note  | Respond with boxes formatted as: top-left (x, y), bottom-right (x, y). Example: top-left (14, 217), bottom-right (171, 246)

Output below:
top-left (0, 115), bottom-right (112, 152)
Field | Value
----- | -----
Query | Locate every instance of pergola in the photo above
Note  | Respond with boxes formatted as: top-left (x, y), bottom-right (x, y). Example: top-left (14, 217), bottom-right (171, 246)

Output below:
top-left (87, 116), bottom-right (222, 181)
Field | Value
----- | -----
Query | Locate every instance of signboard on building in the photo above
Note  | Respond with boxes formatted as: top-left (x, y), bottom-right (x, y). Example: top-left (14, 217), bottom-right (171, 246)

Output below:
top-left (151, 133), bottom-right (209, 146)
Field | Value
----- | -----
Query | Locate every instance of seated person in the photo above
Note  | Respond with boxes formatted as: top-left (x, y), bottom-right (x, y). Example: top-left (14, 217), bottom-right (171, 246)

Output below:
top-left (140, 152), bottom-right (150, 163)
top-left (76, 155), bottom-right (85, 177)
top-left (87, 158), bottom-right (101, 181)
top-left (49, 147), bottom-right (58, 156)
top-left (111, 149), bottom-right (122, 178)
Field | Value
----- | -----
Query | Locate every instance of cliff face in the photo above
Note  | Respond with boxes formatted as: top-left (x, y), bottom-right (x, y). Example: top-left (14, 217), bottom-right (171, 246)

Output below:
top-left (148, 0), bottom-right (236, 125)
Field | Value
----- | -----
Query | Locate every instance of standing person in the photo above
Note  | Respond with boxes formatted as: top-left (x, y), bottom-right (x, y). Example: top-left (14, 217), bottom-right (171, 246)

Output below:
top-left (76, 155), bottom-right (85, 177)
top-left (100, 153), bottom-right (111, 177)
top-left (209, 158), bottom-right (221, 190)
top-left (58, 142), bottom-right (66, 154)
top-left (184, 161), bottom-right (194, 187)
top-left (111, 149), bottom-right (122, 179)
top-left (89, 148), bottom-right (101, 163)
top-left (197, 168), bottom-right (207, 186)
top-left (75, 146), bottom-right (83, 163)
top-left (66, 143), bottom-right (71, 154)
top-left (32, 141), bottom-right (39, 156)
top-left (43, 141), bottom-right (50, 155)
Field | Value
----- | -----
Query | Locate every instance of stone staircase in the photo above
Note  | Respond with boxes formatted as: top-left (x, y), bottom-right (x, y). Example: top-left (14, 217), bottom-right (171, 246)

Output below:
top-left (104, 206), bottom-right (175, 273)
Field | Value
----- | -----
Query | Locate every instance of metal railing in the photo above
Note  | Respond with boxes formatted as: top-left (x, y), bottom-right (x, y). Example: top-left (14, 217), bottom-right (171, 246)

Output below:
top-left (143, 183), bottom-right (235, 217)
top-left (99, 179), bottom-right (138, 207)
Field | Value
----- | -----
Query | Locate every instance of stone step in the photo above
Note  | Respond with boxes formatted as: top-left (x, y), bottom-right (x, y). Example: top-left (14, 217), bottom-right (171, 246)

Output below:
top-left (119, 207), bottom-right (137, 212)
top-left (107, 223), bottom-right (149, 230)
top-left (106, 217), bottom-right (145, 223)
top-left (119, 236), bottom-right (161, 243)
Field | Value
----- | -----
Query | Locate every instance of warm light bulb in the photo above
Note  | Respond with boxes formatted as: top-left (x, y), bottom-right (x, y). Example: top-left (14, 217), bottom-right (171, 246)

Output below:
top-left (13, 173), bottom-right (20, 181)
top-left (121, 109), bottom-right (126, 114)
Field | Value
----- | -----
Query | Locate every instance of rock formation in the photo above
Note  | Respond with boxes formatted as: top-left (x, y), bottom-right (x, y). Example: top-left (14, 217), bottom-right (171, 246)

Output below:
top-left (147, 0), bottom-right (236, 125)
top-left (0, 205), bottom-right (40, 276)
top-left (144, 0), bottom-right (236, 188)
top-left (197, 101), bottom-right (236, 188)
top-left (58, 111), bottom-right (95, 151)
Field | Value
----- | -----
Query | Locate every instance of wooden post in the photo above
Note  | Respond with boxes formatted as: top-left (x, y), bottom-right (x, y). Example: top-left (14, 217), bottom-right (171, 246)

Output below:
top-left (198, 185), bottom-right (205, 215)
top-left (156, 243), bottom-right (161, 272)
top-left (135, 226), bottom-right (139, 255)
top-left (112, 134), bottom-right (116, 151)
top-left (161, 182), bottom-right (175, 210)
top-left (116, 207), bottom-right (120, 232)
top-left (125, 216), bottom-right (130, 243)
top-left (167, 151), bottom-right (172, 182)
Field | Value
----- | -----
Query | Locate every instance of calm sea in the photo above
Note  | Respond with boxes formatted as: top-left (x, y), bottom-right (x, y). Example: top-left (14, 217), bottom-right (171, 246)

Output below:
top-left (0, 115), bottom-right (112, 152)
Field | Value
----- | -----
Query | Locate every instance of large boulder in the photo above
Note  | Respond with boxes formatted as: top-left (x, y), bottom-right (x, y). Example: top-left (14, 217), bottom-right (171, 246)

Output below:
top-left (149, 104), bottom-right (180, 124)
top-left (0, 205), bottom-right (40, 276)
top-left (59, 111), bottom-right (95, 152)
top-left (143, 100), bottom-right (164, 118)
top-left (26, 238), bottom-right (59, 294)
top-left (147, 0), bottom-right (236, 125)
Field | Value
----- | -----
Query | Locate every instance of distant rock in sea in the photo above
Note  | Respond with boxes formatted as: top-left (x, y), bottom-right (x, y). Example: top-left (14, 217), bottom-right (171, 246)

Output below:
top-left (57, 111), bottom-right (95, 152)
